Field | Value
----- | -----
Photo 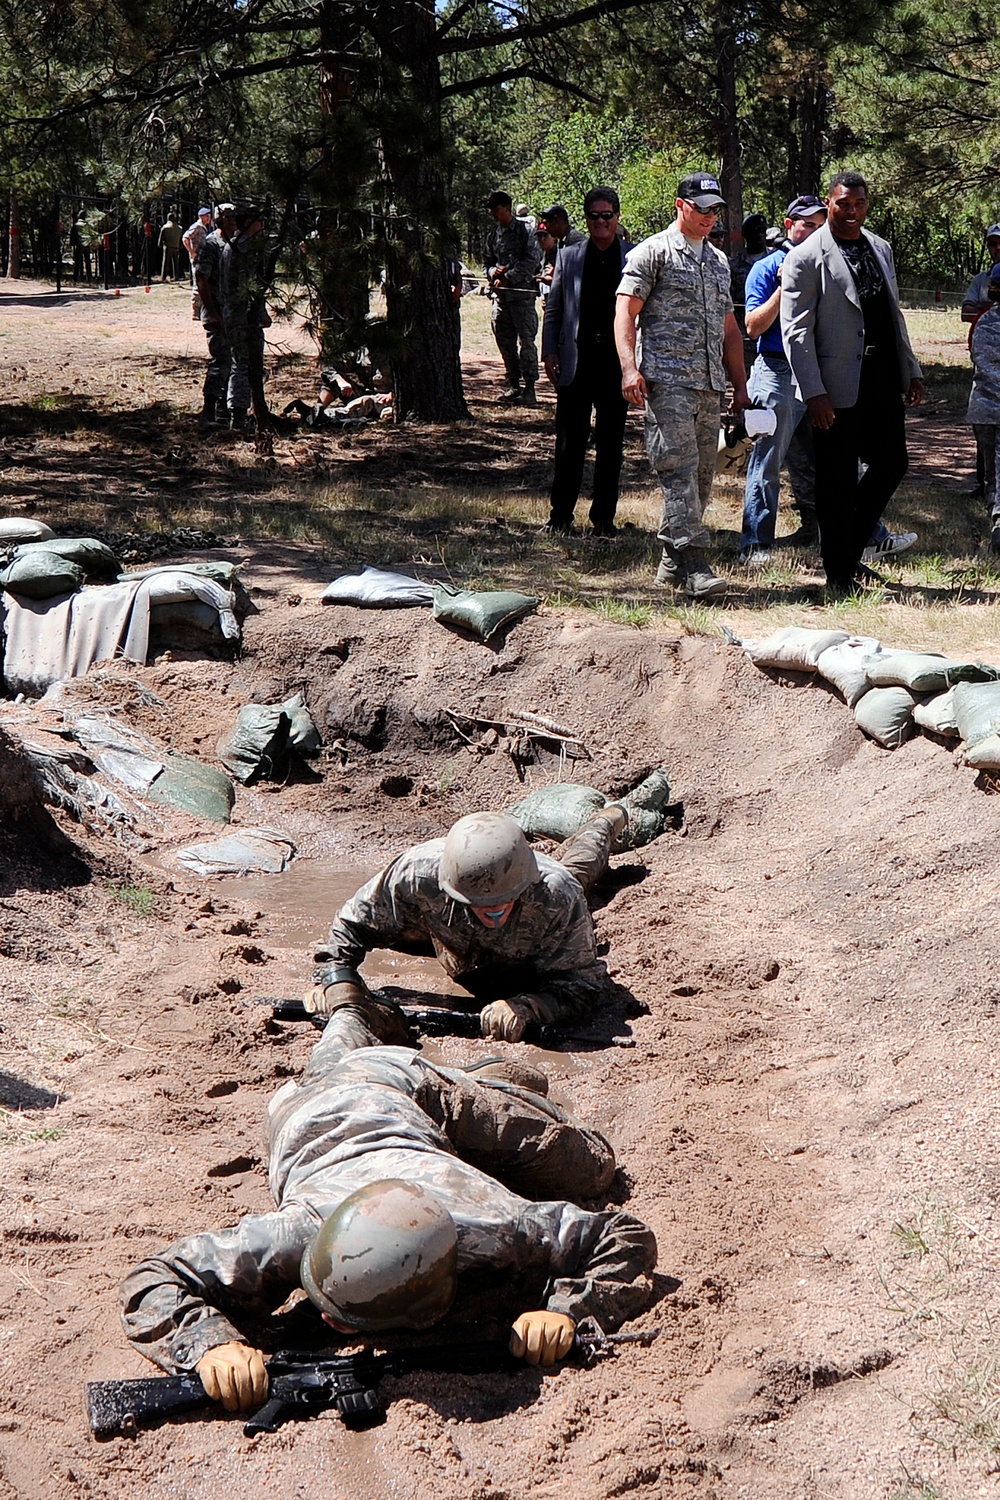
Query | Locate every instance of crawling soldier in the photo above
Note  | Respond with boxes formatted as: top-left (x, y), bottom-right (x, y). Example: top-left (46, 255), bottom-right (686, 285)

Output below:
top-left (309, 797), bottom-right (655, 1043)
top-left (120, 996), bottom-right (657, 1410)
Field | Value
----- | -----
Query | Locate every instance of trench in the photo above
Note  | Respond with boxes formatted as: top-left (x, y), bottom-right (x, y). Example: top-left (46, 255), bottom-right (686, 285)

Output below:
top-left (3, 606), bottom-right (999, 1499)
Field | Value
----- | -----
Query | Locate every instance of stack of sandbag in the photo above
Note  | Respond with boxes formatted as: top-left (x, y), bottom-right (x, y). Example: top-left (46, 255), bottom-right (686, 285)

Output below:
top-left (1, 536), bottom-right (121, 598)
top-left (736, 625), bottom-right (1000, 761)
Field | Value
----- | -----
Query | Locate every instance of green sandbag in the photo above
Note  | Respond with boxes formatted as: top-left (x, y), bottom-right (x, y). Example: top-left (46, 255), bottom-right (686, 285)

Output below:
top-left (432, 583), bottom-right (539, 642)
top-left (952, 681), bottom-right (1000, 749)
top-left (912, 689), bottom-right (959, 739)
top-left (218, 704), bottom-right (292, 784)
top-left (0, 552), bottom-right (85, 599)
top-left (867, 651), bottom-right (1000, 693)
top-left (508, 784), bottom-right (608, 840)
top-left (281, 692), bottom-right (322, 755)
top-left (146, 753), bottom-right (234, 823)
top-left (15, 536), bottom-right (120, 579)
top-left (853, 686), bottom-right (917, 749)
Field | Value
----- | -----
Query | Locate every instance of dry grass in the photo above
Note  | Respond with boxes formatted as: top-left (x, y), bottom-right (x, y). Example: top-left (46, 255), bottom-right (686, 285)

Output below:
top-left (7, 291), bottom-right (999, 667)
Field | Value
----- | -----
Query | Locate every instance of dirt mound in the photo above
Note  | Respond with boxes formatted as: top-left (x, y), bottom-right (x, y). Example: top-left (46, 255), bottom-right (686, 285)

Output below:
top-left (1, 550), bottom-right (998, 1498)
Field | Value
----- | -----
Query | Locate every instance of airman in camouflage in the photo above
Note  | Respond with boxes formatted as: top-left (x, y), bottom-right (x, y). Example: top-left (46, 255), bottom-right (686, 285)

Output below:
top-left (615, 172), bottom-right (750, 598)
top-left (485, 191), bottom-right (542, 405)
top-left (119, 1002), bottom-right (657, 1387)
top-left (194, 204), bottom-right (236, 431)
top-left (313, 808), bottom-right (628, 1043)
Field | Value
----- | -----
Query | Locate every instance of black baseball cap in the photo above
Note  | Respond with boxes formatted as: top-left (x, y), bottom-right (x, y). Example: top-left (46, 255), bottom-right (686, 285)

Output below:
top-left (677, 174), bottom-right (726, 210)
top-left (786, 194), bottom-right (826, 219)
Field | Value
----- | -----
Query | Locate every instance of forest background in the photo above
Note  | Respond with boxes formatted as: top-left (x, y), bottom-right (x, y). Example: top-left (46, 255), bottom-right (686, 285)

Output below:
top-left (0, 0), bottom-right (996, 421)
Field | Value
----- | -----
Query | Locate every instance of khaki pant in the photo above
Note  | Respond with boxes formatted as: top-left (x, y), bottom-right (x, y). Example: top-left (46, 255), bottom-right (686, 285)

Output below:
top-left (644, 382), bottom-right (720, 551)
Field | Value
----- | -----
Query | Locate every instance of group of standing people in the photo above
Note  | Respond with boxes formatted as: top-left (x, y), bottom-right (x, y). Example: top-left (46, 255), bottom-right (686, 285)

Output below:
top-left (490, 168), bottom-right (927, 598)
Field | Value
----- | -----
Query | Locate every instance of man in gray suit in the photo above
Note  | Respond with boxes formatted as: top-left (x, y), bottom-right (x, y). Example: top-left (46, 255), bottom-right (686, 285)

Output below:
top-left (543, 188), bottom-right (633, 537)
top-left (780, 169), bottom-right (924, 591)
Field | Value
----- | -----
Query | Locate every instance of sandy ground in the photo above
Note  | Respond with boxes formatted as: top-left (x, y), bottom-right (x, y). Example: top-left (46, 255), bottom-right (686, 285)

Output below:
top-left (0, 283), bottom-right (998, 1500)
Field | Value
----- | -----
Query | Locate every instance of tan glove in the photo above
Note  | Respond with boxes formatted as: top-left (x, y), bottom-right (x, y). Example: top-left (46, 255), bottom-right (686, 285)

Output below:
top-left (480, 998), bottom-right (534, 1041)
top-left (510, 1311), bottom-right (576, 1366)
top-left (303, 980), bottom-right (366, 1016)
top-left (196, 1341), bottom-right (269, 1412)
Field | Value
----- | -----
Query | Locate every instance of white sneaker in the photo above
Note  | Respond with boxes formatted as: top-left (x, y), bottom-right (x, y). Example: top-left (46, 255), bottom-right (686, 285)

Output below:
top-left (862, 531), bottom-right (917, 561)
top-left (739, 548), bottom-right (772, 568)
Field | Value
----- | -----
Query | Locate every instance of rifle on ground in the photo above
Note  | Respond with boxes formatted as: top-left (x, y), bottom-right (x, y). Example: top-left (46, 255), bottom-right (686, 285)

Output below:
top-left (86, 1329), bottom-right (658, 1440)
top-left (261, 996), bottom-right (563, 1048)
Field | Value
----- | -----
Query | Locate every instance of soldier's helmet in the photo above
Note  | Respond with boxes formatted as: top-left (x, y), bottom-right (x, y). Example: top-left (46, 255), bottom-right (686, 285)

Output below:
top-left (438, 812), bottom-right (539, 906)
top-left (301, 1180), bottom-right (459, 1331)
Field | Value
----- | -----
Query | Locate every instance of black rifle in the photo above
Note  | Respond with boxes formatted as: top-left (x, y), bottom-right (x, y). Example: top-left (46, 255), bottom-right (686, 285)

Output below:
top-left (262, 997), bottom-right (562, 1048)
top-left (86, 1330), bottom-right (658, 1440)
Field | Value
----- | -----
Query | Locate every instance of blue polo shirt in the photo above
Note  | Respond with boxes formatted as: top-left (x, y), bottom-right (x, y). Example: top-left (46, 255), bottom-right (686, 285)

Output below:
top-left (745, 248), bottom-right (787, 357)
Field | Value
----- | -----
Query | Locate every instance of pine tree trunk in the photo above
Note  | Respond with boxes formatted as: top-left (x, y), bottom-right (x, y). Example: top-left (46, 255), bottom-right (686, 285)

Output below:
top-left (374, 0), bottom-right (469, 422)
top-left (7, 189), bottom-right (21, 280)
top-left (715, 14), bottom-right (744, 238)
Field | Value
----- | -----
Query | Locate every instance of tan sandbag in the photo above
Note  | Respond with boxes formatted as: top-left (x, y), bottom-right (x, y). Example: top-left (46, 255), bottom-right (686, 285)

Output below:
top-left (745, 626), bottom-right (850, 673)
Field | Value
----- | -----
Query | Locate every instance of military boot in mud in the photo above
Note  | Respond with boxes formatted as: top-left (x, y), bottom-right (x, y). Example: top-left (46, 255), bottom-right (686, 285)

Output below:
top-left (681, 549), bottom-right (726, 599)
top-left (619, 768), bottom-right (672, 848)
top-left (654, 544), bottom-right (683, 588)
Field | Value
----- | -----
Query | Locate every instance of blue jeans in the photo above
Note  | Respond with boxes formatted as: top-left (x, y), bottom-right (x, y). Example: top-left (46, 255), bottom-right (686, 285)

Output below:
top-left (741, 354), bottom-right (810, 551)
top-left (741, 352), bottom-right (891, 552)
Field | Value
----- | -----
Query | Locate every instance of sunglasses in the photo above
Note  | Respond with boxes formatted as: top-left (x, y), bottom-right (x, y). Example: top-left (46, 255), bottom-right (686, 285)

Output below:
top-left (585, 210), bottom-right (618, 221)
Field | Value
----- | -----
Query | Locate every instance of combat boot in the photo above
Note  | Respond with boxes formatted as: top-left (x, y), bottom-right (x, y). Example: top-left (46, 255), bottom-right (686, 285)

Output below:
top-left (654, 543), bottom-right (683, 587)
top-left (497, 385), bottom-right (522, 404)
top-left (518, 384), bottom-right (538, 407)
top-left (682, 550), bottom-right (726, 599)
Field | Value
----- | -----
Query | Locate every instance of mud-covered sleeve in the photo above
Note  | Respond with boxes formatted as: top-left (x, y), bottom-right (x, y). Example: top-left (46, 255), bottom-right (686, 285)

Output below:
top-left (314, 856), bottom-right (425, 985)
top-left (120, 1205), bottom-right (316, 1373)
top-left (535, 1203), bottom-right (657, 1333)
top-left (528, 890), bottom-right (608, 1022)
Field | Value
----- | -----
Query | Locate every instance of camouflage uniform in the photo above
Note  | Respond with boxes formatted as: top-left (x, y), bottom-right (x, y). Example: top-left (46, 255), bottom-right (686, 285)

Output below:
top-left (968, 305), bottom-right (1000, 522)
top-left (617, 223), bottom-right (732, 552)
top-left (315, 817), bottom-right (618, 1026)
top-left (222, 230), bottom-right (268, 421)
top-left (485, 218), bottom-right (542, 388)
top-left (194, 230), bottom-right (231, 423)
top-left (120, 1007), bottom-right (657, 1372)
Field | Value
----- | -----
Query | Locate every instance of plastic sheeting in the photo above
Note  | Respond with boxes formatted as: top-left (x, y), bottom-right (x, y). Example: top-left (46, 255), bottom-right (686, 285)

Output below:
top-left (2, 569), bottom-right (239, 698)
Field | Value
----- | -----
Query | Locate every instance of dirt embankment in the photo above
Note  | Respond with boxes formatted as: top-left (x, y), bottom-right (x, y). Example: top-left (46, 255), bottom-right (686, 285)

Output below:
top-left (2, 561), bottom-right (999, 1500)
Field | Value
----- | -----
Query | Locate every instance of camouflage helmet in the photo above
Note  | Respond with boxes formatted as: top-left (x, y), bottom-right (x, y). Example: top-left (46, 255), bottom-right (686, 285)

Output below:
top-left (300, 1180), bottom-right (458, 1331)
top-left (438, 812), bottom-right (539, 906)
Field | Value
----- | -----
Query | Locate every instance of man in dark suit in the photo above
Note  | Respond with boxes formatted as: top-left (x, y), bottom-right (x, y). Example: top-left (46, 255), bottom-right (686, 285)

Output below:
top-left (780, 170), bottom-right (924, 592)
top-left (542, 188), bottom-right (633, 538)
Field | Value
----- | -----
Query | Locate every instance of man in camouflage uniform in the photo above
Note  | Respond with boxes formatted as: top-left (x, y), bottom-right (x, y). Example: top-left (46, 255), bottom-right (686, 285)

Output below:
top-left (485, 191), bottom-right (542, 407)
top-left (615, 172), bottom-right (750, 599)
top-left (119, 999), bottom-right (657, 1409)
top-left (194, 203), bottom-right (236, 432)
top-left (312, 807), bottom-right (632, 1044)
top-left (222, 202), bottom-right (271, 431)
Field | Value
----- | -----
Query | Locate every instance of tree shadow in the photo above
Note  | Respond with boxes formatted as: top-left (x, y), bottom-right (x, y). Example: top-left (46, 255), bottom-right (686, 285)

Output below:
top-left (0, 1070), bottom-right (64, 1110)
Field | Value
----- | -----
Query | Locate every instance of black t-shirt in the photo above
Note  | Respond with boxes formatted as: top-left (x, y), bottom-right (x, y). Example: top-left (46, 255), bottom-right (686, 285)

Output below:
top-left (577, 239), bottom-right (623, 349)
top-left (833, 232), bottom-right (899, 381)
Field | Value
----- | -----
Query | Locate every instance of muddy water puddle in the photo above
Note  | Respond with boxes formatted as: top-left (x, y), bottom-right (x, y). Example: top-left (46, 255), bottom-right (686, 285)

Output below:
top-left (216, 860), bottom-right (470, 996)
